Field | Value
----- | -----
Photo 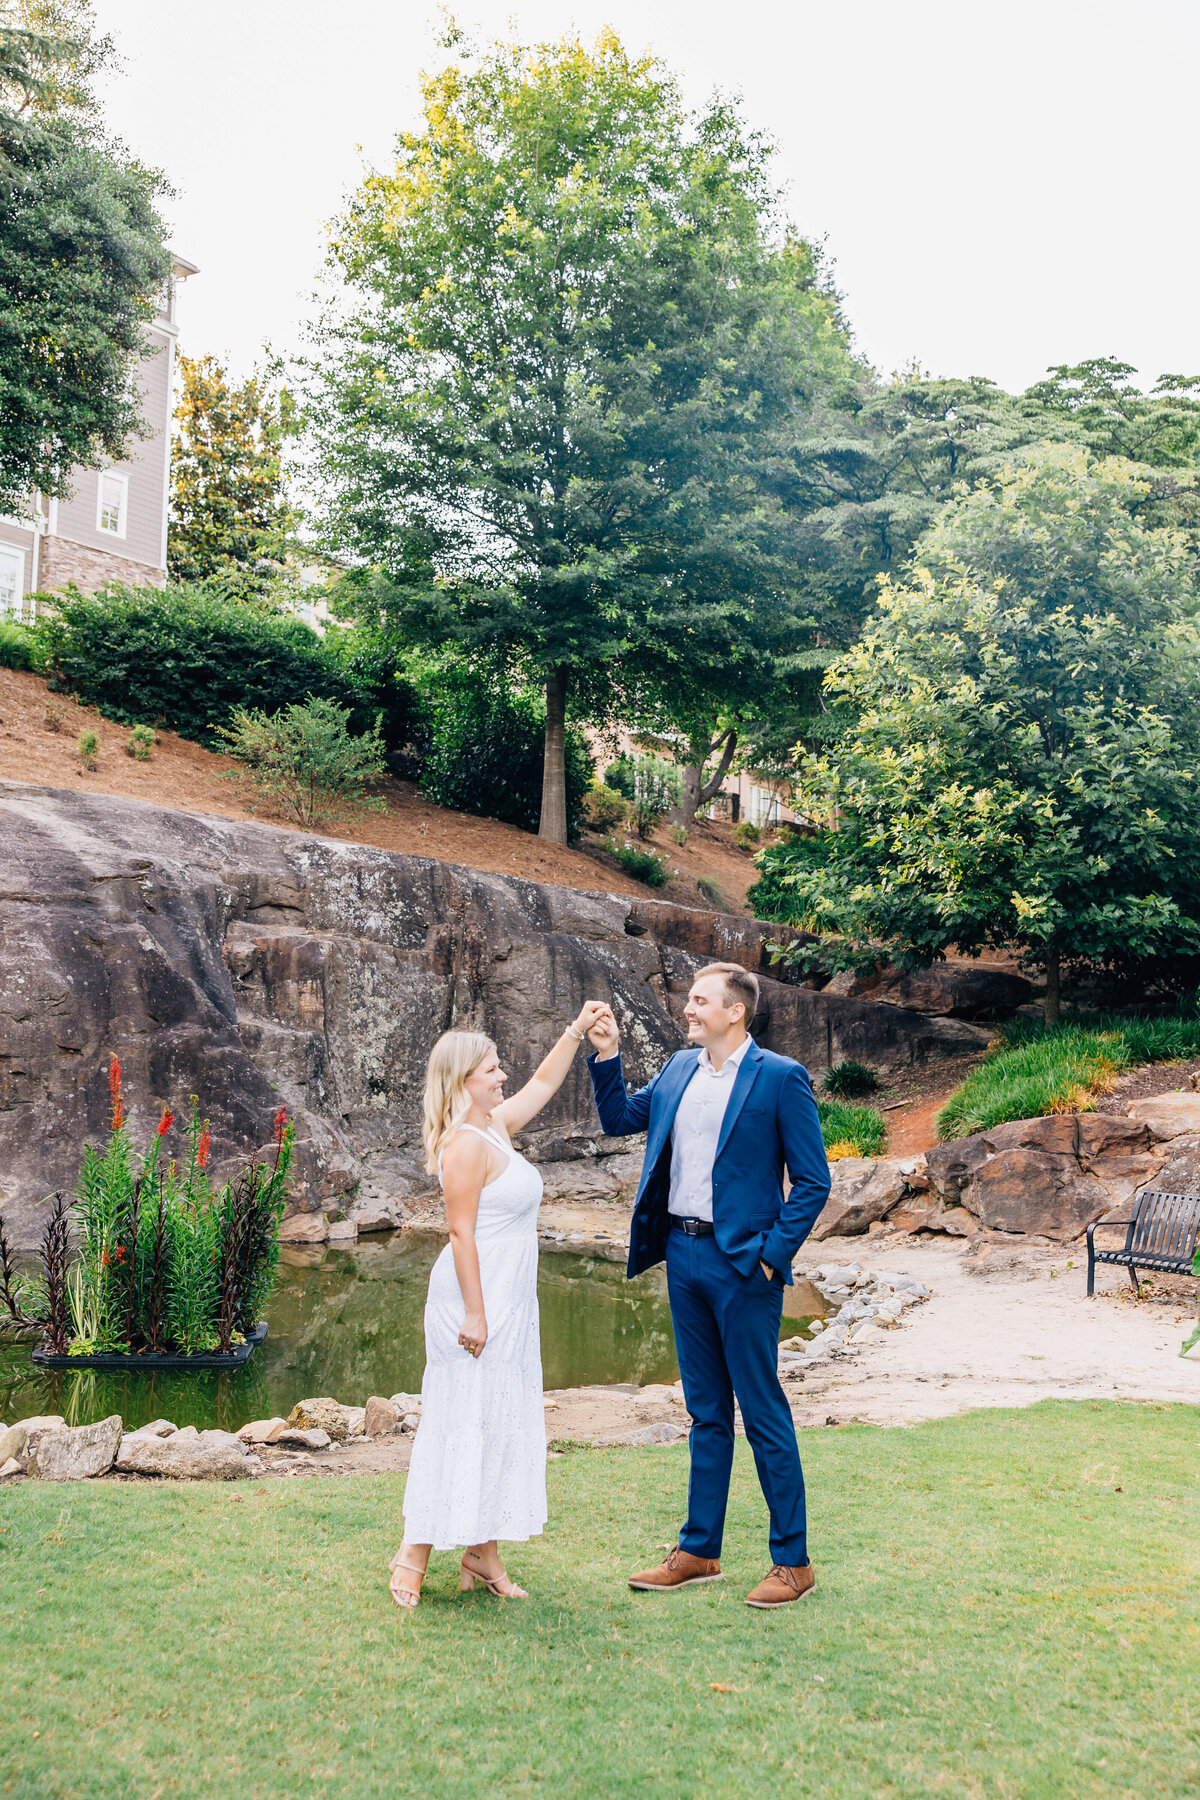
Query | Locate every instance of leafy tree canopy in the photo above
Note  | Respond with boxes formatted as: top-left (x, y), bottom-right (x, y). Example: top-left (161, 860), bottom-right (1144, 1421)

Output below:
top-left (0, 0), bottom-right (170, 514)
top-left (759, 446), bottom-right (1200, 1017)
top-left (168, 352), bottom-right (299, 595)
top-left (309, 23), bottom-right (853, 840)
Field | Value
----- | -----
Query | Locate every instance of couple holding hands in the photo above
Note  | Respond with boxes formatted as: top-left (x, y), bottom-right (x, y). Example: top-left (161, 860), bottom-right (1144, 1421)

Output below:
top-left (390, 961), bottom-right (832, 1612)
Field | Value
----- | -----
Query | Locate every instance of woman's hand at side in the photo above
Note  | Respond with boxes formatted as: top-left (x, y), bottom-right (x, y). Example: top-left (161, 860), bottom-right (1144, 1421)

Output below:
top-left (459, 1308), bottom-right (488, 1357)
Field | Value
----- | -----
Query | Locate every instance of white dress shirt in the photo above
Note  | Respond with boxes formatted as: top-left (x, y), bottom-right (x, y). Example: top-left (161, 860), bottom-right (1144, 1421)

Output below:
top-left (668, 1034), bottom-right (753, 1221)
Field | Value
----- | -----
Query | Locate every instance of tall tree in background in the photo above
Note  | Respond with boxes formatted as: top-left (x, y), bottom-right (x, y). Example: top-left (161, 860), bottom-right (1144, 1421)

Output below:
top-left (310, 26), bottom-right (851, 842)
top-left (168, 352), bottom-right (298, 594)
top-left (760, 448), bottom-right (1200, 1016)
top-left (0, 1), bottom-right (169, 514)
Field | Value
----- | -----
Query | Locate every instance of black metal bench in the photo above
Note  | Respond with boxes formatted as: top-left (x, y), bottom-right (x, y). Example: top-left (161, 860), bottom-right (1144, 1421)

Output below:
top-left (1087, 1189), bottom-right (1200, 1297)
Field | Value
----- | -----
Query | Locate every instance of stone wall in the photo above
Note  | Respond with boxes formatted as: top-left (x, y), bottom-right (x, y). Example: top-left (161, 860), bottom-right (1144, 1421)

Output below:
top-left (38, 536), bottom-right (165, 596)
top-left (0, 781), bottom-right (990, 1246)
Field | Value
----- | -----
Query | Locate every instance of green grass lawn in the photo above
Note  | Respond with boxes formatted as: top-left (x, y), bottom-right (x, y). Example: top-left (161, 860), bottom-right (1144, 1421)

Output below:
top-left (2, 1401), bottom-right (1198, 1799)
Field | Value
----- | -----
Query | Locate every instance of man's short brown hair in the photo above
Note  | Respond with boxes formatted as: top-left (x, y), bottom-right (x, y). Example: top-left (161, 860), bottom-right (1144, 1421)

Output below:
top-left (696, 961), bottom-right (759, 1024)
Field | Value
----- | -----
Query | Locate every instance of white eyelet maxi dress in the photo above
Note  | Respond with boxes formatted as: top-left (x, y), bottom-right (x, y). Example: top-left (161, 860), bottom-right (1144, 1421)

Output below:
top-left (402, 1122), bottom-right (548, 1551)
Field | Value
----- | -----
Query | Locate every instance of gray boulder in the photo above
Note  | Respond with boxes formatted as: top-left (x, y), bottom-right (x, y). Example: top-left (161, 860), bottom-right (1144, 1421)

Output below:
top-left (810, 1158), bottom-right (908, 1239)
top-left (285, 1398), bottom-right (354, 1442)
top-left (114, 1425), bottom-right (252, 1479)
top-left (30, 1414), bottom-right (123, 1482)
top-left (363, 1396), bottom-right (402, 1438)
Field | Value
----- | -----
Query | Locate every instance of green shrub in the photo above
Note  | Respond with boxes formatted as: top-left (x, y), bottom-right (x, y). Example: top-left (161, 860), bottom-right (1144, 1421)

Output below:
top-left (822, 1060), bottom-right (879, 1099)
top-left (417, 668), bottom-right (591, 838)
top-left (125, 724), bottom-right (156, 761)
top-left (0, 617), bottom-right (43, 671)
top-left (817, 1098), bottom-right (887, 1159)
top-left (937, 1007), bottom-right (1200, 1140)
top-left (583, 784), bottom-right (628, 831)
top-left (669, 823), bottom-right (688, 847)
top-left (217, 697), bottom-right (387, 828)
top-left (733, 819), bottom-right (762, 852)
top-left (602, 836), bottom-right (670, 888)
top-left (746, 831), bottom-right (832, 923)
top-left (38, 583), bottom-right (385, 747)
top-left (604, 757), bottom-right (636, 799)
top-left (77, 728), bottom-right (98, 770)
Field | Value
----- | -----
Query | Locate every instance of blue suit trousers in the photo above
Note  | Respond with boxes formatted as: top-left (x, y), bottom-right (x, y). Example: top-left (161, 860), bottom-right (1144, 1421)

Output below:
top-left (667, 1229), bottom-right (808, 1567)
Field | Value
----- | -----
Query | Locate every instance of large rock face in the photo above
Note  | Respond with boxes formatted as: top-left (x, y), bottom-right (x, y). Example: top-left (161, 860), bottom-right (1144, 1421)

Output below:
top-left (0, 782), bottom-right (989, 1245)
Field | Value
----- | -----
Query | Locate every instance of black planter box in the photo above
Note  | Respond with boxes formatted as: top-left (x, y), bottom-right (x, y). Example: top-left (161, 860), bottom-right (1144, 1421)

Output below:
top-left (31, 1322), bottom-right (268, 1370)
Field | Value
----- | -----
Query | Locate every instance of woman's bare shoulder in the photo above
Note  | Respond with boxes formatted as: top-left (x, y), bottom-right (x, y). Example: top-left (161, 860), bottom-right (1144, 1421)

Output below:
top-left (440, 1129), bottom-right (490, 1175)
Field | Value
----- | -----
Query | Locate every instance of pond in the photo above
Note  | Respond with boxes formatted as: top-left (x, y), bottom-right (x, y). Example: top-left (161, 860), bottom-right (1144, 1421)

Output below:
top-left (0, 1232), bottom-right (819, 1434)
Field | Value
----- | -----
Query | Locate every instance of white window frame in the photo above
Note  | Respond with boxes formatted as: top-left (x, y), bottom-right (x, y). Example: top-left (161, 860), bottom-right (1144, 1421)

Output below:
top-left (96, 470), bottom-right (129, 538)
top-left (0, 541), bottom-right (27, 619)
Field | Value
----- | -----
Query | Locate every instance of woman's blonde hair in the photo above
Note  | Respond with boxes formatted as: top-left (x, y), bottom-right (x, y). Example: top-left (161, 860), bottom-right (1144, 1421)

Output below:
top-left (422, 1030), bottom-right (496, 1174)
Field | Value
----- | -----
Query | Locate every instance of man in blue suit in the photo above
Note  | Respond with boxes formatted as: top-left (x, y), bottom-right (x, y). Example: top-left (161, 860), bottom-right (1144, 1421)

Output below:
top-left (586, 961), bottom-right (830, 1608)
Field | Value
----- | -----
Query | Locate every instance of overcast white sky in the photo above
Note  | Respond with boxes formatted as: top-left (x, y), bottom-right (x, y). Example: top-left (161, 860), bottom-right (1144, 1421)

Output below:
top-left (94, 0), bottom-right (1198, 392)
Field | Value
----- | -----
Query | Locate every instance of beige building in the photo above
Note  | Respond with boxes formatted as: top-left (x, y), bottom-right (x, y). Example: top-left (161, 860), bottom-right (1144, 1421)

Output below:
top-left (0, 254), bottom-right (198, 619)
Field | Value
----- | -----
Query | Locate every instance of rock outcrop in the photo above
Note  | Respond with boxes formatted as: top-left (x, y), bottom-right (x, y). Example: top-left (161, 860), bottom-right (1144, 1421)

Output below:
top-left (0, 781), bottom-right (989, 1245)
top-left (925, 1114), bottom-right (1173, 1241)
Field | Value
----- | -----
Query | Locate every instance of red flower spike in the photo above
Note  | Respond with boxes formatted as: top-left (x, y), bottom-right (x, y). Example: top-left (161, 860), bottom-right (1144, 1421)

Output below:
top-left (109, 1056), bottom-right (122, 1097)
top-left (111, 1098), bottom-right (124, 1133)
top-left (197, 1124), bottom-right (211, 1169)
top-left (157, 1107), bottom-right (174, 1137)
top-left (273, 1106), bottom-right (288, 1143)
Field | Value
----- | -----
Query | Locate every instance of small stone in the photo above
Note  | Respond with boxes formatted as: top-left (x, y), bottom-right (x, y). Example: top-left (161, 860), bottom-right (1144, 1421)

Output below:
top-left (0, 1422), bottom-right (29, 1463)
top-left (326, 1219), bottom-right (358, 1241)
top-left (351, 1208), bottom-right (397, 1234)
top-left (389, 1393), bottom-right (422, 1415)
top-left (31, 1415), bottom-right (124, 1482)
top-left (271, 1427), bottom-right (331, 1450)
top-left (278, 1212), bottom-right (329, 1244)
top-left (285, 1397), bottom-right (355, 1441)
top-left (363, 1396), bottom-right (401, 1438)
top-left (600, 1422), bottom-right (688, 1447)
top-left (127, 1419), bottom-right (178, 1439)
top-left (402, 1413), bottom-right (420, 1432)
top-left (345, 1408), bottom-right (366, 1437)
top-left (238, 1417), bottom-right (287, 1445)
top-left (0, 1456), bottom-right (24, 1480)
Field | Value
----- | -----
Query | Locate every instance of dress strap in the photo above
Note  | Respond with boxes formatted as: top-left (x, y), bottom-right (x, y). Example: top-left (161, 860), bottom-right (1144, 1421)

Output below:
top-left (437, 1121), bottom-right (509, 1177)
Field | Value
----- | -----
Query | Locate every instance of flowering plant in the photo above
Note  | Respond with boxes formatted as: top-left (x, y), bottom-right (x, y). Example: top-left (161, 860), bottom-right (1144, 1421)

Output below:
top-left (0, 1057), bottom-right (293, 1358)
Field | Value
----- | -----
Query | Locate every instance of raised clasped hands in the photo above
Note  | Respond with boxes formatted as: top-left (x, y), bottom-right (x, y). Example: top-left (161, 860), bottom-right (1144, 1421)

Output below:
top-left (585, 1003), bottom-right (619, 1060)
top-left (570, 1000), bottom-right (609, 1040)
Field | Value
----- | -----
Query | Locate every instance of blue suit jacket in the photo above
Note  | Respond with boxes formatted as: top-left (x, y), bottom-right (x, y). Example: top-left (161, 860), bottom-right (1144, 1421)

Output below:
top-left (588, 1039), bottom-right (831, 1284)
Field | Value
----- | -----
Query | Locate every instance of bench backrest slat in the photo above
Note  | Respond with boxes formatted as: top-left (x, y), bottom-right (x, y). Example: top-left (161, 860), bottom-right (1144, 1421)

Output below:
top-left (1131, 1190), bottom-right (1200, 1264)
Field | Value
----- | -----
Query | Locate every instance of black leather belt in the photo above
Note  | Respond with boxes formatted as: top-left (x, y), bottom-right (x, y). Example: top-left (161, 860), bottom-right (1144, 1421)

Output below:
top-left (670, 1216), bottom-right (714, 1236)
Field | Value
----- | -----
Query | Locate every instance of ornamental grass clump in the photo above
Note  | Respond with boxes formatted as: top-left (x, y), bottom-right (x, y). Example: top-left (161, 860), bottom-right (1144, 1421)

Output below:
top-left (0, 1057), bottom-right (292, 1357)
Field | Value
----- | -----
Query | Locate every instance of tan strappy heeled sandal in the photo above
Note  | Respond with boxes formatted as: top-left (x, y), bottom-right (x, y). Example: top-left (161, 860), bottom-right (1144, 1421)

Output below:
top-left (459, 1552), bottom-right (528, 1598)
top-left (388, 1555), bottom-right (427, 1609)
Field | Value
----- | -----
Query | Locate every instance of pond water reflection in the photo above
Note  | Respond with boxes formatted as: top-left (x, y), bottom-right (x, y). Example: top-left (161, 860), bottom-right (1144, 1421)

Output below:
top-left (0, 1232), bottom-right (817, 1435)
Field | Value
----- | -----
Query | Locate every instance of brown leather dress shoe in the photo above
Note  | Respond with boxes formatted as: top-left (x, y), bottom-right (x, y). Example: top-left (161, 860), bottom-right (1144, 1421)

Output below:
top-left (628, 1546), bottom-right (723, 1591)
top-left (744, 1562), bottom-right (816, 1608)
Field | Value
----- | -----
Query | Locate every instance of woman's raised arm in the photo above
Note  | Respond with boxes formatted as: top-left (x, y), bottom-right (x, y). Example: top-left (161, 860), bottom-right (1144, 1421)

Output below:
top-left (493, 1001), bottom-right (608, 1136)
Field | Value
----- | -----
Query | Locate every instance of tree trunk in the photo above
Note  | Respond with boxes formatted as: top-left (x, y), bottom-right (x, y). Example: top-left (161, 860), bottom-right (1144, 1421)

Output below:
top-left (1044, 943), bottom-right (1060, 1025)
top-left (538, 666), bottom-right (568, 845)
top-left (675, 728), bottom-right (737, 830)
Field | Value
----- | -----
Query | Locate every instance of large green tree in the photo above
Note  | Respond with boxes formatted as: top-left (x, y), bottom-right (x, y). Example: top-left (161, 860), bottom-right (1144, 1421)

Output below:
top-left (0, 3), bottom-right (170, 515)
top-left (760, 446), bottom-right (1200, 1018)
top-left (168, 352), bottom-right (298, 593)
top-left (310, 26), bottom-right (849, 841)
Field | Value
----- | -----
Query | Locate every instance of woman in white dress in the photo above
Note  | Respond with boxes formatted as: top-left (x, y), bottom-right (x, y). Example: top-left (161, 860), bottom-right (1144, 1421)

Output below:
top-left (389, 1003), bottom-right (605, 1608)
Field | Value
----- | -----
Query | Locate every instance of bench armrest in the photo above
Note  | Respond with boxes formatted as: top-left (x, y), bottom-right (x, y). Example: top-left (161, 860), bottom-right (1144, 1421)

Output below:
top-left (1087, 1219), bottom-right (1134, 1244)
